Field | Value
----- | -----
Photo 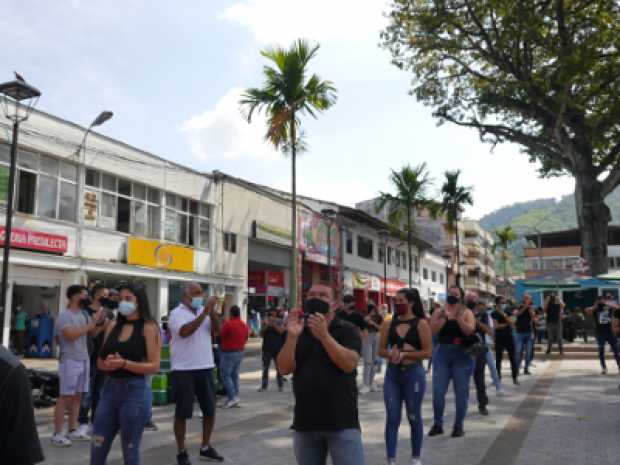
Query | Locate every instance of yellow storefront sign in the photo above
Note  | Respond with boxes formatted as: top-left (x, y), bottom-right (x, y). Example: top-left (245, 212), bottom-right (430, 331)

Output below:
top-left (127, 237), bottom-right (194, 273)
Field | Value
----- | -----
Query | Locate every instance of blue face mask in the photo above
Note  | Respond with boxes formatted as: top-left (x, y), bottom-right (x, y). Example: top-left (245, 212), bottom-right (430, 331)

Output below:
top-left (118, 300), bottom-right (136, 316)
top-left (191, 296), bottom-right (204, 309)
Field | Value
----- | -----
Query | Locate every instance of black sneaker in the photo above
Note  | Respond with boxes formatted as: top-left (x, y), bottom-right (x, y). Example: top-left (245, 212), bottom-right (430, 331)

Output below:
top-left (177, 450), bottom-right (192, 465)
top-left (451, 427), bottom-right (465, 438)
top-left (479, 405), bottom-right (489, 416)
top-left (513, 377), bottom-right (520, 386)
top-left (144, 420), bottom-right (158, 431)
top-left (200, 446), bottom-right (224, 462)
top-left (523, 369), bottom-right (531, 376)
top-left (428, 425), bottom-right (444, 436)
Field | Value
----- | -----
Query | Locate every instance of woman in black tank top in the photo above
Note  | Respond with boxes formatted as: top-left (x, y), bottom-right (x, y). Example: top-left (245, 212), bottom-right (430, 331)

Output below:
top-left (91, 285), bottom-right (160, 465)
top-left (428, 285), bottom-right (476, 438)
top-left (379, 288), bottom-right (431, 465)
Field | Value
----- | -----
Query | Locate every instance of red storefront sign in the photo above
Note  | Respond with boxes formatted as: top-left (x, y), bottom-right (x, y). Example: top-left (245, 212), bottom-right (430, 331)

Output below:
top-left (380, 278), bottom-right (407, 296)
top-left (266, 270), bottom-right (284, 288)
top-left (248, 270), bottom-right (266, 291)
top-left (0, 227), bottom-right (68, 254)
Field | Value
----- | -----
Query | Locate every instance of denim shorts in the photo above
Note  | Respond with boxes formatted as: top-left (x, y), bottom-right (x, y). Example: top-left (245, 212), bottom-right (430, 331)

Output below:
top-left (59, 358), bottom-right (90, 396)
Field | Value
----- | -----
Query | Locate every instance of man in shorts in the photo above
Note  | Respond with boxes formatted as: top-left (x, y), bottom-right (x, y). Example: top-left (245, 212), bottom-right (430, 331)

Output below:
top-left (51, 284), bottom-right (103, 447)
top-left (169, 282), bottom-right (223, 465)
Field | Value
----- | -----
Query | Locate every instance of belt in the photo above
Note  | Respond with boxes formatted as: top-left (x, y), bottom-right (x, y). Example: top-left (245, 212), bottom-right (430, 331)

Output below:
top-left (221, 349), bottom-right (243, 353)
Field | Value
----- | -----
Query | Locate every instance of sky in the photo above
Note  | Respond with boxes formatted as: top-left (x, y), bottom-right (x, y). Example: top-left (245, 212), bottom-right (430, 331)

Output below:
top-left (1, 0), bottom-right (575, 219)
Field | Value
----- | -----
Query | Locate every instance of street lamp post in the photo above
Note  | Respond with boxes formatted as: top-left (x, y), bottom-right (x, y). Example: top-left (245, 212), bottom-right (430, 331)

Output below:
top-left (0, 77), bottom-right (41, 346)
top-left (321, 208), bottom-right (338, 293)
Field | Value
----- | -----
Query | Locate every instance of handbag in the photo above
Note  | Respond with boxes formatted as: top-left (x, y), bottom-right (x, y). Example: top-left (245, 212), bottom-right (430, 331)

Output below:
top-left (462, 333), bottom-right (487, 357)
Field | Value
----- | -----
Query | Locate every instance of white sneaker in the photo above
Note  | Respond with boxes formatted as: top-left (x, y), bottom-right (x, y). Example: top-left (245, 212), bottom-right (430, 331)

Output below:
top-left (411, 459), bottom-right (422, 465)
top-left (76, 423), bottom-right (90, 437)
top-left (222, 398), bottom-right (240, 409)
top-left (68, 429), bottom-right (91, 442)
top-left (51, 433), bottom-right (72, 448)
top-left (359, 385), bottom-right (371, 394)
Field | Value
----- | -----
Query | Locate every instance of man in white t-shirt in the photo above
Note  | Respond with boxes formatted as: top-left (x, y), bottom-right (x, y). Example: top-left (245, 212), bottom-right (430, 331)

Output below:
top-left (169, 282), bottom-right (223, 465)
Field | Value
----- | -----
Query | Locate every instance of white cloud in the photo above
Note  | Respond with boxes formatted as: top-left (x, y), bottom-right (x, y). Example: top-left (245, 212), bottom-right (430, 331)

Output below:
top-left (273, 175), bottom-right (375, 208)
top-left (220, 0), bottom-right (388, 45)
top-left (182, 87), bottom-right (280, 161)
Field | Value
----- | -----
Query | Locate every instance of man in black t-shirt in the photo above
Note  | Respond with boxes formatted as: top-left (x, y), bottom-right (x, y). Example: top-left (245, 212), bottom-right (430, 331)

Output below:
top-left (259, 309), bottom-right (286, 391)
top-left (491, 296), bottom-right (519, 385)
top-left (586, 294), bottom-right (620, 374)
top-left (545, 293), bottom-right (565, 355)
top-left (514, 294), bottom-right (537, 376)
top-left (0, 346), bottom-right (44, 465)
top-left (336, 295), bottom-right (368, 334)
top-left (277, 284), bottom-right (364, 465)
top-left (471, 296), bottom-right (492, 416)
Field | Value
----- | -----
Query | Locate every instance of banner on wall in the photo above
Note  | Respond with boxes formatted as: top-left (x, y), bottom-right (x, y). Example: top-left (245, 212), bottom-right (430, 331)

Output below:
top-left (298, 210), bottom-right (339, 265)
top-left (127, 237), bottom-right (194, 272)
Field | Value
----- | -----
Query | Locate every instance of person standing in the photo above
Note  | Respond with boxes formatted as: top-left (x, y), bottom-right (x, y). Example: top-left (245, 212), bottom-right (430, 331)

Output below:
top-left (545, 293), bottom-right (565, 355)
top-left (428, 286), bottom-right (476, 438)
top-left (259, 309), bottom-right (286, 392)
top-left (337, 295), bottom-right (368, 334)
top-left (491, 296), bottom-right (519, 385)
top-left (219, 305), bottom-right (250, 408)
top-left (379, 288), bottom-right (431, 465)
top-left (361, 301), bottom-right (384, 393)
top-left (585, 294), bottom-right (620, 374)
top-left (90, 284), bottom-right (161, 465)
top-left (472, 298), bottom-right (492, 415)
top-left (13, 302), bottom-right (28, 356)
top-left (52, 285), bottom-right (104, 447)
top-left (278, 283), bottom-right (364, 465)
top-left (514, 294), bottom-right (537, 376)
top-left (169, 283), bottom-right (223, 465)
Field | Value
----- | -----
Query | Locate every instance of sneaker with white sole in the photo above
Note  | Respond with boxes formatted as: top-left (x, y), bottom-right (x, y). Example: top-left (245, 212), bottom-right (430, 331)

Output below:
top-left (370, 384), bottom-right (381, 392)
top-left (51, 433), bottom-right (72, 448)
top-left (359, 385), bottom-right (370, 394)
top-left (411, 459), bottom-right (422, 465)
top-left (68, 429), bottom-right (91, 442)
top-left (75, 423), bottom-right (90, 438)
top-left (222, 398), bottom-right (239, 409)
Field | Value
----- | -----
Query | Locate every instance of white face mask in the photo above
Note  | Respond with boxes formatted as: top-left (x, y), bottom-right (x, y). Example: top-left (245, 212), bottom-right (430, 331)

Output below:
top-left (118, 300), bottom-right (136, 316)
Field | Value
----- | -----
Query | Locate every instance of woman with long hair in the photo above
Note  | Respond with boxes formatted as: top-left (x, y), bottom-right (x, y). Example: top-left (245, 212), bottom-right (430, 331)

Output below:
top-left (90, 284), bottom-right (160, 465)
top-left (428, 285), bottom-right (476, 438)
top-left (379, 288), bottom-right (432, 465)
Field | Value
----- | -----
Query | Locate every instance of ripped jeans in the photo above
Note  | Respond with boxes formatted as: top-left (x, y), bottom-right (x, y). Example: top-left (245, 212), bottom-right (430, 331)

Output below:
top-left (383, 362), bottom-right (426, 460)
top-left (90, 377), bottom-right (147, 465)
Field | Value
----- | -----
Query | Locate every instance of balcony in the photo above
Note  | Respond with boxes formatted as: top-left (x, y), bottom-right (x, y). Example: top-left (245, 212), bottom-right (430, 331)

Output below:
top-left (524, 246), bottom-right (581, 258)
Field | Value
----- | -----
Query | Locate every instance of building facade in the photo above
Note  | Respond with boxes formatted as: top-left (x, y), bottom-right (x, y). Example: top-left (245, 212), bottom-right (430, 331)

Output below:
top-left (462, 220), bottom-right (496, 300)
top-left (0, 107), bottom-right (244, 347)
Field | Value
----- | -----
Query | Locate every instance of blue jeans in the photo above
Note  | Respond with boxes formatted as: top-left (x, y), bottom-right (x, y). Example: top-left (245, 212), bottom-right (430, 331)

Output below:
top-left (432, 344), bottom-right (474, 430)
top-left (383, 363), bottom-right (426, 460)
top-left (91, 377), bottom-right (147, 465)
top-left (144, 375), bottom-right (153, 425)
top-left (515, 332), bottom-right (533, 372)
top-left (595, 333), bottom-right (620, 369)
top-left (485, 350), bottom-right (502, 390)
top-left (220, 350), bottom-right (244, 401)
top-left (293, 429), bottom-right (365, 465)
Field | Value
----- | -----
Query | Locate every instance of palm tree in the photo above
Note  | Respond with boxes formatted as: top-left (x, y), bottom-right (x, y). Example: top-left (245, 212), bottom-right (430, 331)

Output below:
top-left (438, 170), bottom-right (473, 288)
top-left (376, 163), bottom-right (434, 287)
top-left (495, 226), bottom-right (517, 289)
top-left (240, 39), bottom-right (337, 309)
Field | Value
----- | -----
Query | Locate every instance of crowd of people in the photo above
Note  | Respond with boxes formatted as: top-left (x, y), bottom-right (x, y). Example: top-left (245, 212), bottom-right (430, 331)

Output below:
top-left (4, 279), bottom-right (620, 465)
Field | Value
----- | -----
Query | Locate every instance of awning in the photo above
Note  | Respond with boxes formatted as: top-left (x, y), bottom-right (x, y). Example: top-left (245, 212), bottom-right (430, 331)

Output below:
top-left (598, 271), bottom-right (620, 281)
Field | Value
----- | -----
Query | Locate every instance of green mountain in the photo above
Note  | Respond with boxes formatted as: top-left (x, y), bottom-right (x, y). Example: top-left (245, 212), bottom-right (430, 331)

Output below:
top-left (479, 188), bottom-right (620, 276)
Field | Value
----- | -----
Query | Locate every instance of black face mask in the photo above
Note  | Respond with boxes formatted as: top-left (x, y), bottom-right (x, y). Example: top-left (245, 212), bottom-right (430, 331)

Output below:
top-left (80, 298), bottom-right (92, 309)
top-left (304, 298), bottom-right (330, 316)
top-left (466, 301), bottom-right (477, 310)
top-left (447, 295), bottom-right (460, 305)
top-left (100, 297), bottom-right (118, 310)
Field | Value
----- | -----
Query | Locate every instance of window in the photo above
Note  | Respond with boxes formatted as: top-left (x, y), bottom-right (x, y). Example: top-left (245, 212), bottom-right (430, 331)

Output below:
top-left (387, 247), bottom-right (394, 265)
top-left (8, 148), bottom-right (78, 222)
top-left (357, 235), bottom-right (373, 260)
top-left (431, 270), bottom-right (437, 282)
top-left (423, 268), bottom-right (429, 280)
top-left (440, 273), bottom-right (444, 284)
top-left (395, 250), bottom-right (401, 267)
top-left (345, 230), bottom-right (353, 254)
top-left (402, 252), bottom-right (407, 269)
top-left (414, 256), bottom-right (420, 273)
top-left (378, 246), bottom-right (385, 264)
top-left (224, 232), bottom-right (237, 253)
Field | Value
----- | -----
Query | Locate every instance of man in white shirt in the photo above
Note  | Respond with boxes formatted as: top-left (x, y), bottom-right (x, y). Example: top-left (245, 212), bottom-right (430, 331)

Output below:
top-left (169, 282), bottom-right (223, 465)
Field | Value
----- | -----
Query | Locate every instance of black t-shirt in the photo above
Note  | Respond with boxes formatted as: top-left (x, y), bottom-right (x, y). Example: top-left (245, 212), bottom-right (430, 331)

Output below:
top-left (336, 309), bottom-right (367, 332)
top-left (262, 324), bottom-right (285, 354)
top-left (292, 317), bottom-right (362, 431)
top-left (516, 306), bottom-right (534, 333)
top-left (475, 312), bottom-right (490, 344)
top-left (366, 313), bottom-right (384, 333)
top-left (593, 303), bottom-right (614, 335)
top-left (491, 310), bottom-right (512, 341)
top-left (0, 347), bottom-right (44, 465)
top-left (547, 302), bottom-right (561, 324)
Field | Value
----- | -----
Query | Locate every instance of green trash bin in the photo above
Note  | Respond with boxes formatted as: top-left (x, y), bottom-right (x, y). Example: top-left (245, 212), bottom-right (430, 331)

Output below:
top-left (152, 373), bottom-right (168, 405)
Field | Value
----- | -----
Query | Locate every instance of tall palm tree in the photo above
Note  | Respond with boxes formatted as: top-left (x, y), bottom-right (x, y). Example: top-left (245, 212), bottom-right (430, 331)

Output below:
top-left (376, 163), bottom-right (434, 287)
top-left (495, 226), bottom-right (517, 289)
top-left (439, 170), bottom-right (473, 288)
top-left (240, 39), bottom-right (337, 309)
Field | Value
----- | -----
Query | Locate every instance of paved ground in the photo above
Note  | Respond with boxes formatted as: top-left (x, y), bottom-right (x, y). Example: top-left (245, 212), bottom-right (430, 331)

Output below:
top-left (34, 347), bottom-right (620, 465)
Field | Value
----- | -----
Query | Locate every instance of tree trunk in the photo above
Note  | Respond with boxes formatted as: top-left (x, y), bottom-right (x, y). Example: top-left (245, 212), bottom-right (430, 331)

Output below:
top-left (290, 114), bottom-right (298, 309)
top-left (454, 213), bottom-right (461, 288)
top-left (407, 207), bottom-right (413, 287)
top-left (574, 170), bottom-right (610, 276)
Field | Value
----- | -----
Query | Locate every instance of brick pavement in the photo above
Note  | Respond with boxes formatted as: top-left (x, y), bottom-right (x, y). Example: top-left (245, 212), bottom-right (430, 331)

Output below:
top-left (36, 353), bottom-right (620, 465)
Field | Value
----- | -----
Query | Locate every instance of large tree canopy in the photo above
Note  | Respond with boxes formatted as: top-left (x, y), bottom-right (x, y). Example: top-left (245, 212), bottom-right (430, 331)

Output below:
top-left (382, 0), bottom-right (620, 274)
